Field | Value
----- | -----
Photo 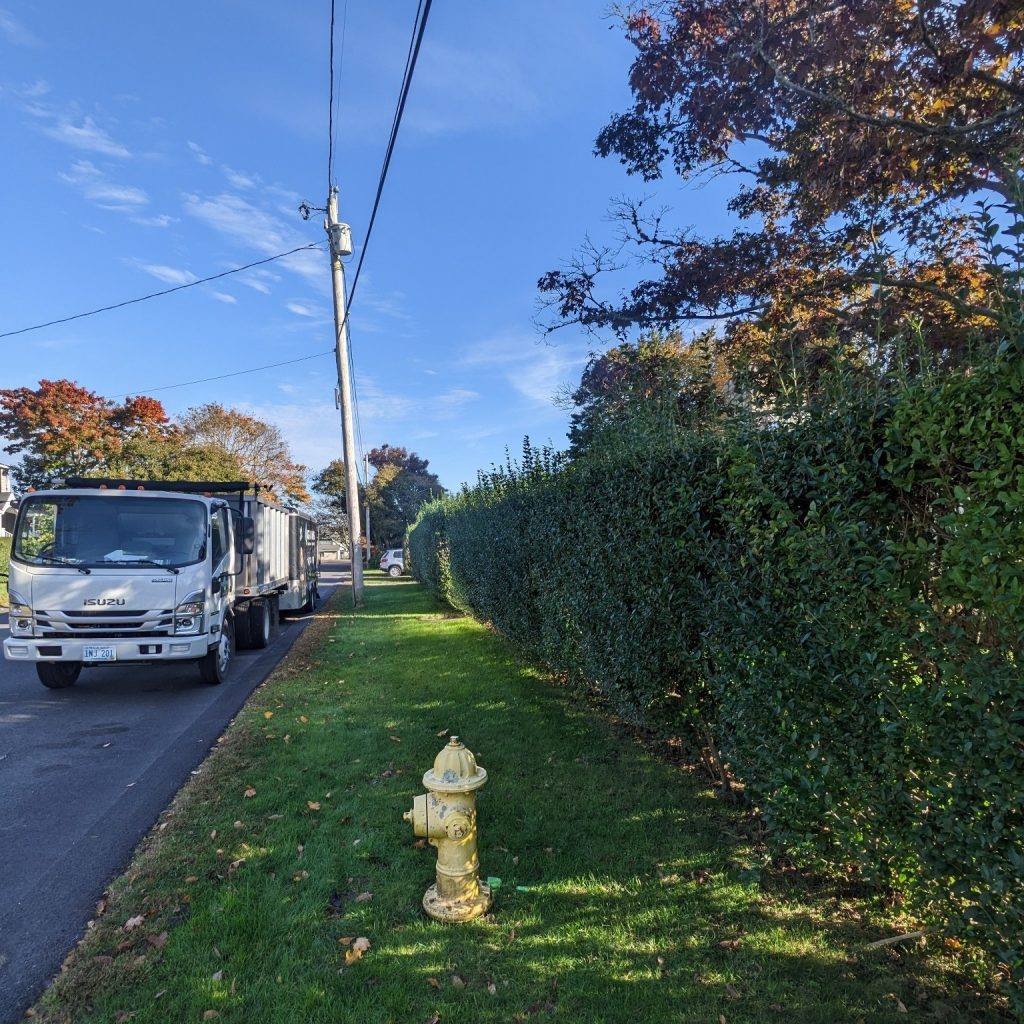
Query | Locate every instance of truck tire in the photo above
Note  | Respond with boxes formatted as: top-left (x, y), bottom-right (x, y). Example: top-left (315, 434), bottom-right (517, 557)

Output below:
top-left (198, 617), bottom-right (234, 685)
top-left (269, 594), bottom-right (281, 637)
top-left (249, 600), bottom-right (271, 649)
top-left (234, 604), bottom-right (253, 649)
top-left (37, 662), bottom-right (82, 689)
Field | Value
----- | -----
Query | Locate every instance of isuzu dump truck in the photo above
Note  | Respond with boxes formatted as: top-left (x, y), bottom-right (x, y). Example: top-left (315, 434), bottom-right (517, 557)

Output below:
top-left (2, 479), bottom-right (318, 689)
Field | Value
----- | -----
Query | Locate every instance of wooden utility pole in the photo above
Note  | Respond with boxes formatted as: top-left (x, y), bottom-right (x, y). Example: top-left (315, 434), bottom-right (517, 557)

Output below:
top-left (325, 186), bottom-right (363, 605)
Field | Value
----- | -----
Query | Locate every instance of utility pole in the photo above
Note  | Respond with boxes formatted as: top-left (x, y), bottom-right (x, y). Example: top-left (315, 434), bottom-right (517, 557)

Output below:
top-left (325, 186), bottom-right (364, 605)
top-left (363, 453), bottom-right (371, 568)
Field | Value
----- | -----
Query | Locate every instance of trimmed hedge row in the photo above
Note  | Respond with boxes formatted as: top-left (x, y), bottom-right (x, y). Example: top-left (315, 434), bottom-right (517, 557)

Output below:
top-left (409, 359), bottom-right (1024, 1009)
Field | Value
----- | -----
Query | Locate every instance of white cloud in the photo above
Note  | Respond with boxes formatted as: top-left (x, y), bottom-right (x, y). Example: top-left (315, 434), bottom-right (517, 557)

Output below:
top-left (60, 160), bottom-right (149, 211)
top-left (223, 166), bottom-right (257, 189)
top-left (187, 140), bottom-right (211, 165)
top-left (433, 388), bottom-right (480, 419)
top-left (211, 291), bottom-right (237, 304)
top-left (0, 8), bottom-right (38, 46)
top-left (461, 332), bottom-right (589, 406)
top-left (139, 264), bottom-right (197, 286)
top-left (41, 116), bottom-right (131, 157)
top-left (286, 302), bottom-right (316, 317)
top-left (182, 191), bottom-right (323, 288)
top-left (131, 213), bottom-right (175, 228)
top-left (239, 268), bottom-right (277, 294)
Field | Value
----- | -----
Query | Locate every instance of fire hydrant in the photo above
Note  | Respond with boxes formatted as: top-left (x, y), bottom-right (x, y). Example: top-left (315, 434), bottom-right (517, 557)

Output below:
top-left (403, 735), bottom-right (492, 923)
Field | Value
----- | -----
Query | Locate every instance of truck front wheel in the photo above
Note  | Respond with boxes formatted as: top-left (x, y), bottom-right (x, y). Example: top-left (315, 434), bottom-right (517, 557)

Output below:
top-left (37, 662), bottom-right (82, 689)
top-left (198, 618), bottom-right (234, 685)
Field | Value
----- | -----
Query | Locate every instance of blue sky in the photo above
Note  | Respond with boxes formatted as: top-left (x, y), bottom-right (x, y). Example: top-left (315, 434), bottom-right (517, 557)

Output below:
top-left (0, 2), bottom-right (730, 491)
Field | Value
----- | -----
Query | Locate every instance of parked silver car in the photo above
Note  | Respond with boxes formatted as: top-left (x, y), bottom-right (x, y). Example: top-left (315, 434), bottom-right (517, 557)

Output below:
top-left (379, 548), bottom-right (404, 577)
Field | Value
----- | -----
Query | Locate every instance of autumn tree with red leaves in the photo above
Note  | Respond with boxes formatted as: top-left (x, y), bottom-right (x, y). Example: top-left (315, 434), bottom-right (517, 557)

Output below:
top-left (0, 380), bottom-right (175, 488)
top-left (540, 0), bottom-right (1024, 380)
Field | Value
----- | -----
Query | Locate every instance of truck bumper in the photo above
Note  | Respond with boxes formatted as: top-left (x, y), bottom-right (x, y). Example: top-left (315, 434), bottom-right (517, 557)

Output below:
top-left (3, 634), bottom-right (212, 663)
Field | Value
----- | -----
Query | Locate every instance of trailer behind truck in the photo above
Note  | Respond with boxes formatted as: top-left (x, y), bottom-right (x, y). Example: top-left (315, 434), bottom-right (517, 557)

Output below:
top-left (2, 479), bottom-right (318, 688)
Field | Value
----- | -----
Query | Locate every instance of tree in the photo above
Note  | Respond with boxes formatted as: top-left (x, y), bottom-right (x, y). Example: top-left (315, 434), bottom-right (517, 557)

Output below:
top-left (539, 1), bottom-right (1024, 371)
top-left (177, 403), bottom-right (309, 502)
top-left (563, 329), bottom-right (726, 454)
top-left (365, 445), bottom-right (444, 547)
top-left (0, 380), bottom-right (173, 488)
top-left (309, 458), bottom-right (353, 547)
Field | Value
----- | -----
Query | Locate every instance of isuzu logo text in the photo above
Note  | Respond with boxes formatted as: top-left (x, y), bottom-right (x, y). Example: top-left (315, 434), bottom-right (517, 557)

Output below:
top-left (83, 598), bottom-right (126, 606)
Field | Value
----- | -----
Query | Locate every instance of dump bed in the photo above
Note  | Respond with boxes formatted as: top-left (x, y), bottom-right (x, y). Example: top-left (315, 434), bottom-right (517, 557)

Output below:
top-left (237, 494), bottom-right (292, 596)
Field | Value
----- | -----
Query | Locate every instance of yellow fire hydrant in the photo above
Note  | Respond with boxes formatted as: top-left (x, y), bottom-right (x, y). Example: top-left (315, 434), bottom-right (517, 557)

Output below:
top-left (403, 735), bottom-right (492, 923)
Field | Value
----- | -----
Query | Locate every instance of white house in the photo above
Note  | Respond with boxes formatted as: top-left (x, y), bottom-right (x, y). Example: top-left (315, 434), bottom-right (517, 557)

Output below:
top-left (0, 464), bottom-right (16, 537)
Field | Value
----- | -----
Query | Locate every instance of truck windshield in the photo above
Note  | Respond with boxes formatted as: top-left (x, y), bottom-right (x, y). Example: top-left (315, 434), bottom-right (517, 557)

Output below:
top-left (13, 495), bottom-right (208, 570)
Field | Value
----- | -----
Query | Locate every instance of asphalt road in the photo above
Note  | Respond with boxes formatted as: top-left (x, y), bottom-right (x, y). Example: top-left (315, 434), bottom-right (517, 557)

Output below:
top-left (0, 563), bottom-right (348, 1024)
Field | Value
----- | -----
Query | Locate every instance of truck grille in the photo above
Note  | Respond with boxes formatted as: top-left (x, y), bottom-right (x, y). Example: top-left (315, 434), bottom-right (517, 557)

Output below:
top-left (35, 609), bottom-right (175, 639)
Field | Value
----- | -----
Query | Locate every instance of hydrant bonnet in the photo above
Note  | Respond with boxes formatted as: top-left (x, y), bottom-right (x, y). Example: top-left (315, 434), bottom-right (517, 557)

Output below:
top-left (424, 736), bottom-right (487, 794)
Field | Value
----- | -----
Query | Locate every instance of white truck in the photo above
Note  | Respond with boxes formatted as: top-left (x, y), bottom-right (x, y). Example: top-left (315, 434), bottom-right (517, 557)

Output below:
top-left (2, 479), bottom-right (318, 689)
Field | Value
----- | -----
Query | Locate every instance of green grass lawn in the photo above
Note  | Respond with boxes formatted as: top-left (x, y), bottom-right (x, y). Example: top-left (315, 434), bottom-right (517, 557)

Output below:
top-left (33, 577), bottom-right (1011, 1024)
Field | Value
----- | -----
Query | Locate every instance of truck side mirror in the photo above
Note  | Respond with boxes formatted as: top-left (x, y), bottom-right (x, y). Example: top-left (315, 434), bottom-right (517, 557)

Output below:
top-left (236, 516), bottom-right (255, 555)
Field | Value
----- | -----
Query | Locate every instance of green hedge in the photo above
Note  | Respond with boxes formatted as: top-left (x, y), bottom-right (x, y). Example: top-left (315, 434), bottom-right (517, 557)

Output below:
top-left (409, 358), bottom-right (1024, 1009)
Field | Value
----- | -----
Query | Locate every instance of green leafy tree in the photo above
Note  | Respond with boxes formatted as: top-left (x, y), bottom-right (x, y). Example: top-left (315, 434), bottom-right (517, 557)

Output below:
top-left (309, 458), bottom-right (354, 547)
top-left (366, 445), bottom-right (444, 547)
top-left (564, 329), bottom-right (725, 455)
top-left (176, 403), bottom-right (309, 502)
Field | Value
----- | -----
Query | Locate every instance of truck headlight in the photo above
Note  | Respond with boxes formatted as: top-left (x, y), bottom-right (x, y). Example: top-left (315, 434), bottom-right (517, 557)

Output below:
top-left (175, 591), bottom-right (205, 635)
top-left (8, 591), bottom-right (34, 636)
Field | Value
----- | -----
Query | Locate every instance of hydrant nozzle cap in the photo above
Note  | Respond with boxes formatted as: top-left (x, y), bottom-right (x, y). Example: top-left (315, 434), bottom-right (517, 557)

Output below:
top-left (423, 735), bottom-right (487, 794)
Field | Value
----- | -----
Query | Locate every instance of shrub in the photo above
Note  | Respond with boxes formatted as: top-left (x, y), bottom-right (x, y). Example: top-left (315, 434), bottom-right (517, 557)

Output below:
top-left (408, 351), bottom-right (1024, 1008)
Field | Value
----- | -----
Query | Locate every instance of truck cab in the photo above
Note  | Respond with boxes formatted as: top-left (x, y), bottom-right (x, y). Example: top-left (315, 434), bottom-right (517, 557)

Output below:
top-left (4, 482), bottom-right (248, 687)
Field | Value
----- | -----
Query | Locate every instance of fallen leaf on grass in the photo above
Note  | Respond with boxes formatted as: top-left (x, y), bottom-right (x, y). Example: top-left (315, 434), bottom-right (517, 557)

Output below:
top-left (93, 955), bottom-right (114, 965)
top-left (243, 787), bottom-right (256, 799)
top-left (233, 821), bottom-right (244, 829)
top-left (886, 994), bottom-right (909, 1013)
top-left (719, 938), bottom-right (742, 951)
top-left (436, 729), bottom-right (449, 737)
top-left (354, 937), bottom-right (371, 951)
top-left (413, 838), bottom-right (428, 850)
top-left (145, 933), bottom-right (167, 949)
top-left (388, 735), bottom-right (402, 743)
top-left (487, 982), bottom-right (497, 995)
top-left (354, 892), bottom-right (373, 903)
top-left (656, 956), bottom-right (668, 976)
top-left (425, 1014), bottom-right (441, 1024)
top-left (307, 801), bottom-right (321, 811)
top-left (426, 977), bottom-right (441, 989)
top-left (203, 1012), bottom-right (219, 1020)
top-left (292, 870), bottom-right (309, 882)
top-left (339, 937), bottom-right (354, 946)
top-left (725, 983), bottom-right (741, 999)
top-left (211, 970), bottom-right (223, 982)
top-left (299, 716), bottom-right (309, 724)
top-left (123, 915), bottom-right (145, 932)
top-left (263, 711), bottom-right (274, 719)
top-left (184, 876), bottom-right (199, 884)
top-left (450, 973), bottom-right (466, 989)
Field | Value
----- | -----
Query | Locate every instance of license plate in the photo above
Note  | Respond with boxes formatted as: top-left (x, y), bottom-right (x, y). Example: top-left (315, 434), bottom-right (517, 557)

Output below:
top-left (83, 646), bottom-right (116, 662)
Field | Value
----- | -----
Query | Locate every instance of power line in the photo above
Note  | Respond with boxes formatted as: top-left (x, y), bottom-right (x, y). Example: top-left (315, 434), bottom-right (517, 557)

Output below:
top-left (0, 243), bottom-right (325, 341)
top-left (345, 0), bottom-right (431, 485)
top-left (109, 349), bottom-right (335, 400)
top-left (346, 0), bottom-right (431, 309)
